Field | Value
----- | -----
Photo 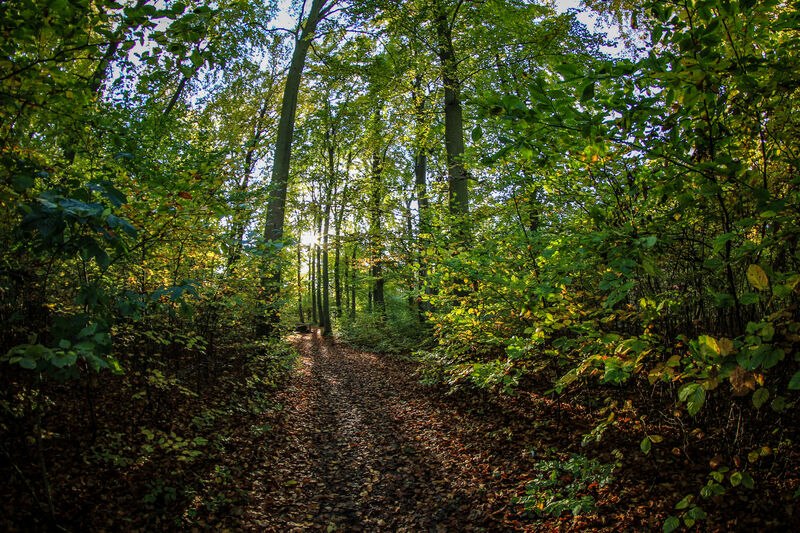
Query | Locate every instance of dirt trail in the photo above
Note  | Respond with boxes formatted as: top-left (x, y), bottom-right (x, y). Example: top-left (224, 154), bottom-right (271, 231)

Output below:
top-left (237, 330), bottom-right (532, 531)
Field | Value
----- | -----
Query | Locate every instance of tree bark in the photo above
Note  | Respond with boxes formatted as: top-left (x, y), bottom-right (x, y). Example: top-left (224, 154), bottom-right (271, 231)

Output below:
top-left (350, 244), bottom-right (358, 319)
top-left (432, 1), bottom-right (469, 222)
top-left (369, 149), bottom-right (385, 314)
top-left (333, 154), bottom-right (351, 318)
top-left (316, 243), bottom-right (323, 327)
top-left (297, 242), bottom-right (304, 323)
top-left (412, 76), bottom-right (432, 318)
top-left (310, 245), bottom-right (317, 324)
top-left (321, 212), bottom-right (331, 335)
top-left (260, 0), bottom-right (334, 335)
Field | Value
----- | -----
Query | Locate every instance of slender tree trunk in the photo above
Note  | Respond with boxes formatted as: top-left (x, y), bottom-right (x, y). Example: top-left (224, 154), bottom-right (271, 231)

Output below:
top-left (350, 245), bottom-right (358, 319)
top-left (62, 0), bottom-right (147, 163)
top-left (413, 77), bottom-right (432, 319)
top-left (260, 0), bottom-right (333, 335)
top-left (321, 222), bottom-right (331, 335)
top-left (433, 1), bottom-right (469, 223)
top-left (334, 231), bottom-right (342, 317)
top-left (319, 117), bottom-right (338, 336)
top-left (228, 99), bottom-right (272, 273)
top-left (342, 244), bottom-right (350, 317)
top-left (333, 155), bottom-right (351, 318)
top-left (316, 244), bottom-right (323, 326)
top-left (310, 245), bottom-right (317, 324)
top-left (297, 243), bottom-right (304, 323)
top-left (370, 149), bottom-right (385, 314)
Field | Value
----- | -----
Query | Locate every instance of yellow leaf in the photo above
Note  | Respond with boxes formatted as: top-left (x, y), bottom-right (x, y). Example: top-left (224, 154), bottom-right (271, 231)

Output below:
top-left (746, 264), bottom-right (769, 291)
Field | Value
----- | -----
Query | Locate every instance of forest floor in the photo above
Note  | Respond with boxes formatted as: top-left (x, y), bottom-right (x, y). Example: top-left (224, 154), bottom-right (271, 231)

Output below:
top-left (3, 329), bottom-right (797, 531)
top-left (210, 330), bottom-right (663, 531)
top-left (223, 330), bottom-right (797, 532)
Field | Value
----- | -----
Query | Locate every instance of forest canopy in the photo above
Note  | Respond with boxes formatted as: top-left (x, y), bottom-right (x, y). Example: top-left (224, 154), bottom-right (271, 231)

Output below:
top-left (1, 0), bottom-right (799, 530)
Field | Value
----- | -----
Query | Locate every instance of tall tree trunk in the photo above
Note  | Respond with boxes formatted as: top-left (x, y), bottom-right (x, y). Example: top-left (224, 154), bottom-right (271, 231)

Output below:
top-left (333, 155), bottom-right (351, 318)
top-left (310, 245), bottom-right (317, 324)
top-left (369, 149), bottom-right (385, 314)
top-left (412, 77), bottom-right (432, 319)
top-left (319, 115), bottom-right (338, 336)
top-left (433, 1), bottom-right (469, 223)
top-left (342, 244), bottom-right (350, 317)
top-left (297, 242), bottom-right (304, 323)
top-left (260, 0), bottom-right (333, 335)
top-left (334, 230), bottom-right (342, 317)
top-left (316, 244), bottom-right (323, 327)
top-left (321, 214), bottom-right (331, 335)
top-left (350, 245), bottom-right (358, 319)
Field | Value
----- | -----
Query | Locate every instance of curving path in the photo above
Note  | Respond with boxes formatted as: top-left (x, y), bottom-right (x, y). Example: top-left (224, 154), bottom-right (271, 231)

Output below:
top-left (237, 330), bottom-right (529, 531)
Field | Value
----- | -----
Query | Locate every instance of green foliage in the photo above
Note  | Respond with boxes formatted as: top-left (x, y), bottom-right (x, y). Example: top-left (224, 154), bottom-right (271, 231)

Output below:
top-left (337, 305), bottom-right (431, 355)
top-left (514, 453), bottom-right (616, 517)
top-left (2, 0), bottom-right (799, 527)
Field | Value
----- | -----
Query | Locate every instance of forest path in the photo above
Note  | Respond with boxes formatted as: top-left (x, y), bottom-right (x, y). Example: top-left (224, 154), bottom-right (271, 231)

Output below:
top-left (236, 329), bottom-right (536, 531)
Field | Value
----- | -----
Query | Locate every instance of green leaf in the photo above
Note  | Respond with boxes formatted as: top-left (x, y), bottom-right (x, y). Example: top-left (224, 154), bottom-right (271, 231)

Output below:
top-left (580, 81), bottom-right (595, 102)
top-left (471, 125), bottom-right (483, 142)
top-left (19, 357), bottom-right (37, 369)
top-left (51, 351), bottom-right (77, 368)
top-left (189, 51), bottom-right (204, 67)
top-left (697, 335), bottom-right (720, 358)
top-left (730, 471), bottom-right (743, 487)
top-left (678, 383), bottom-right (706, 416)
top-left (788, 371), bottom-right (800, 390)
top-left (675, 494), bottom-right (693, 510)
top-left (762, 347), bottom-right (784, 369)
top-left (663, 515), bottom-right (681, 533)
top-left (641, 436), bottom-right (652, 454)
top-left (752, 388), bottom-right (769, 409)
top-left (740, 292), bottom-right (760, 305)
top-left (746, 265), bottom-right (769, 290)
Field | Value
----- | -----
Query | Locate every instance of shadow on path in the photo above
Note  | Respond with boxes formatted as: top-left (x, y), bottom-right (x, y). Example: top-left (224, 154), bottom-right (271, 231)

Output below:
top-left (236, 330), bottom-right (529, 531)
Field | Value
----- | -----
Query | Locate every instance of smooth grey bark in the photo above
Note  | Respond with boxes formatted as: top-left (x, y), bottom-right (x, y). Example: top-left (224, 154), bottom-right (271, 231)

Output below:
top-left (260, 0), bottom-right (334, 334)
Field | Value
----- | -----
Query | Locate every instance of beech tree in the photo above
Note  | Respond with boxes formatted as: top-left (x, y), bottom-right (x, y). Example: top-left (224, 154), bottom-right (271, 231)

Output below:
top-left (260, 0), bottom-right (339, 333)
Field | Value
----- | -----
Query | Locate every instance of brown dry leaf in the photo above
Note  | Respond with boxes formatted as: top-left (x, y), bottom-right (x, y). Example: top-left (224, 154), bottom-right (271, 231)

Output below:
top-left (730, 366), bottom-right (757, 396)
